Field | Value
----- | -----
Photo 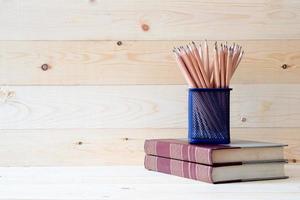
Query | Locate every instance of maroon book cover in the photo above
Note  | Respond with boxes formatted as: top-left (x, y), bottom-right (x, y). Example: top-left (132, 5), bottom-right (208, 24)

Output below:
top-left (145, 154), bottom-right (213, 183)
top-left (144, 139), bottom-right (286, 165)
top-left (144, 155), bottom-right (287, 184)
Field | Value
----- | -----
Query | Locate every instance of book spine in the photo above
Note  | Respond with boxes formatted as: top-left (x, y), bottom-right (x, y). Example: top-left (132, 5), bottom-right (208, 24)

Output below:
top-left (144, 140), bottom-right (213, 165)
top-left (144, 155), bottom-right (213, 183)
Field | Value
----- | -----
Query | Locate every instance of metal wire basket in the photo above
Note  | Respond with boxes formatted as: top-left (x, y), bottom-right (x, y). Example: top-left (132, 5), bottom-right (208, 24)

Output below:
top-left (188, 88), bottom-right (232, 144)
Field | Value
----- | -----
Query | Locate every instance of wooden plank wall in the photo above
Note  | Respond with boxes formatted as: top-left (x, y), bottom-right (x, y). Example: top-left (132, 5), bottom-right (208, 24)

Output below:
top-left (0, 0), bottom-right (299, 166)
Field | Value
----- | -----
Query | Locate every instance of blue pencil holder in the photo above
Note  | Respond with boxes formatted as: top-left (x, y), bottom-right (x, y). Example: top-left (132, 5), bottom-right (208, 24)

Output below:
top-left (188, 88), bottom-right (232, 144)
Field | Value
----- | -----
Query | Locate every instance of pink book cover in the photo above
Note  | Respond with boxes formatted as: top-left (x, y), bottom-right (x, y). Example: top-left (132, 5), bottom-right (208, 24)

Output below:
top-left (145, 154), bottom-right (214, 183)
top-left (144, 155), bottom-right (287, 184)
top-left (144, 139), bottom-right (286, 165)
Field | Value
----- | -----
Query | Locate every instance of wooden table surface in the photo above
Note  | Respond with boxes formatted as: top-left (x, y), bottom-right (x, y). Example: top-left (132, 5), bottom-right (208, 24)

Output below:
top-left (0, 164), bottom-right (299, 200)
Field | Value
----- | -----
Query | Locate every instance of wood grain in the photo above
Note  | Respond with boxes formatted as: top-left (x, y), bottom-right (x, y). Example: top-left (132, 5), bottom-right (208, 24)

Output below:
top-left (0, 165), bottom-right (298, 200)
top-left (0, 128), bottom-right (298, 166)
top-left (0, 0), bottom-right (300, 40)
top-left (0, 0), bottom-right (299, 171)
top-left (0, 85), bottom-right (300, 129)
top-left (0, 40), bottom-right (299, 85)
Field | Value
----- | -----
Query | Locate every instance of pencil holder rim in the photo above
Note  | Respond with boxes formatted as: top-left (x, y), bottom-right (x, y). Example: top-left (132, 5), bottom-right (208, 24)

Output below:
top-left (189, 88), bottom-right (232, 92)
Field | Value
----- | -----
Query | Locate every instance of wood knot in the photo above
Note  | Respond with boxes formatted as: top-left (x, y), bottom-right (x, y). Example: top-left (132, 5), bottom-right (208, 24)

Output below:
top-left (123, 137), bottom-right (129, 141)
top-left (0, 87), bottom-right (15, 103)
top-left (77, 141), bottom-right (83, 145)
top-left (281, 64), bottom-right (288, 69)
top-left (141, 24), bottom-right (150, 32)
top-left (7, 91), bottom-right (15, 98)
top-left (241, 117), bottom-right (247, 122)
top-left (41, 64), bottom-right (49, 71)
top-left (117, 41), bottom-right (122, 46)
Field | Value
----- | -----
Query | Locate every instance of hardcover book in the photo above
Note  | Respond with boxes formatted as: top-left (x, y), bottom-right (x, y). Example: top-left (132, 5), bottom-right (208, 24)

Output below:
top-left (144, 139), bottom-right (286, 165)
top-left (144, 155), bottom-right (288, 184)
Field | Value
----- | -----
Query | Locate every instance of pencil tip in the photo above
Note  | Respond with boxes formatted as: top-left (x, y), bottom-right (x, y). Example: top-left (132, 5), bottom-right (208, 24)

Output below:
top-left (186, 45), bottom-right (191, 51)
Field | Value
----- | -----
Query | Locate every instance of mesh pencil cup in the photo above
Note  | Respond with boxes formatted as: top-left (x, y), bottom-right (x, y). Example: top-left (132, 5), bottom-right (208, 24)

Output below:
top-left (188, 88), bottom-right (232, 144)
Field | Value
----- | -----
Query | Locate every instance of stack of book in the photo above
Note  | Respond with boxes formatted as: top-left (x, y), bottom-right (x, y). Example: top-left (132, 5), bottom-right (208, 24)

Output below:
top-left (144, 139), bottom-right (288, 183)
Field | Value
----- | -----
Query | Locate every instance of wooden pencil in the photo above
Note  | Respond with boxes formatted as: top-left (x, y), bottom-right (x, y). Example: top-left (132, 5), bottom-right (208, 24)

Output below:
top-left (173, 41), bottom-right (243, 88)
top-left (179, 47), bottom-right (202, 88)
top-left (231, 50), bottom-right (244, 81)
top-left (187, 45), bottom-right (206, 88)
top-left (173, 49), bottom-right (196, 88)
top-left (191, 42), bottom-right (210, 87)
top-left (225, 47), bottom-right (233, 87)
top-left (219, 44), bottom-right (225, 88)
top-left (213, 45), bottom-right (221, 88)
top-left (204, 40), bottom-right (210, 76)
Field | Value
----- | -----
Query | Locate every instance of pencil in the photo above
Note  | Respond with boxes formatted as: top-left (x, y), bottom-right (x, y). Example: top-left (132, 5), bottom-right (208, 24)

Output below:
top-left (225, 47), bottom-right (233, 87)
top-left (213, 44), bottom-right (221, 88)
top-left (173, 49), bottom-right (196, 88)
top-left (191, 42), bottom-right (210, 87)
top-left (173, 41), bottom-right (243, 88)
top-left (187, 45), bottom-right (206, 88)
top-left (179, 47), bottom-right (202, 88)
top-left (219, 44), bottom-right (225, 88)
top-left (204, 40), bottom-right (210, 76)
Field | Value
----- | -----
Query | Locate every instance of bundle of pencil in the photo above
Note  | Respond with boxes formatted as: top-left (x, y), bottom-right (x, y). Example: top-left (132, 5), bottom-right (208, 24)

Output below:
top-left (173, 41), bottom-right (244, 88)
